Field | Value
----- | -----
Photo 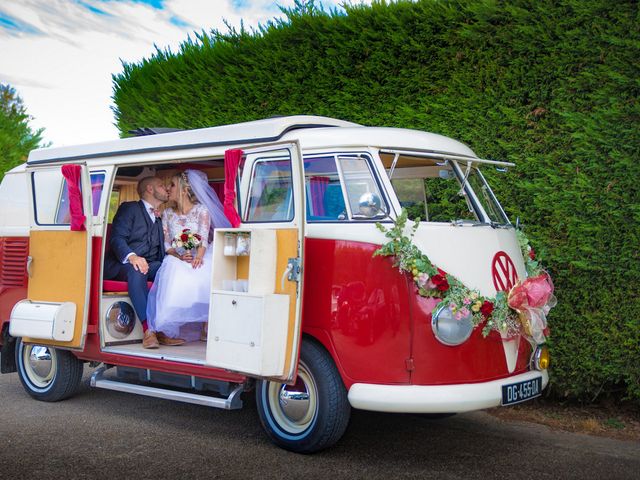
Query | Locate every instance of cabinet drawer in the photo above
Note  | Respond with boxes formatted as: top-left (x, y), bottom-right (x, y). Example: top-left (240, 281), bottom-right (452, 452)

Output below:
top-left (212, 293), bottom-right (264, 346)
top-left (207, 291), bottom-right (290, 377)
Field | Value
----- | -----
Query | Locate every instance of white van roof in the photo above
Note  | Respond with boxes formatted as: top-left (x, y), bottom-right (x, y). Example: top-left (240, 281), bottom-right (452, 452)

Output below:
top-left (27, 115), bottom-right (359, 165)
top-left (26, 115), bottom-right (510, 166)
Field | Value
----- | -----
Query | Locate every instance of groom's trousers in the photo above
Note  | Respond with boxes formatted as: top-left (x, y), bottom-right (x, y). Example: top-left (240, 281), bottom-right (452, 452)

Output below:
top-left (112, 261), bottom-right (162, 323)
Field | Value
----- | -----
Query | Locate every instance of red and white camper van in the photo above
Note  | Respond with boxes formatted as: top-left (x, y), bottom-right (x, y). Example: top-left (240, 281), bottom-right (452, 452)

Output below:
top-left (0, 116), bottom-right (551, 453)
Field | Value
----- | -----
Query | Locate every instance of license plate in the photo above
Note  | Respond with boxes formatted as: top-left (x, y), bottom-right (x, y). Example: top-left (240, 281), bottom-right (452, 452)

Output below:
top-left (501, 376), bottom-right (542, 406)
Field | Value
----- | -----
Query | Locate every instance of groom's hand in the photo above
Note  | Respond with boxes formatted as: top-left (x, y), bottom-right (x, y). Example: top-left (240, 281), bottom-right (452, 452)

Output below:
top-left (129, 254), bottom-right (149, 275)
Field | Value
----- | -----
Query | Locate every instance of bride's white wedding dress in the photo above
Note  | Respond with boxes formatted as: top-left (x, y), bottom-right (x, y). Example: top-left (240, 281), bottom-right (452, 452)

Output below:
top-left (146, 203), bottom-right (212, 341)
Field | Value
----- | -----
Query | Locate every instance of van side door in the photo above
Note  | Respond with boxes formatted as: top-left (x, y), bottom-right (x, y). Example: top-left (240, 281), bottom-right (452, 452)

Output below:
top-left (10, 164), bottom-right (94, 350)
top-left (206, 142), bottom-right (304, 382)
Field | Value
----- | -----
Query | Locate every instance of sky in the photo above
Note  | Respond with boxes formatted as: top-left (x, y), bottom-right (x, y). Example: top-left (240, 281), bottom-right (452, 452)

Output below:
top-left (0, 0), bottom-right (372, 147)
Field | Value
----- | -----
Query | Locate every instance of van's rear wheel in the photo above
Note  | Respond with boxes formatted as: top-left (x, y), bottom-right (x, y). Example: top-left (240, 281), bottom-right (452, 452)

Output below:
top-left (256, 339), bottom-right (351, 453)
top-left (15, 338), bottom-right (83, 401)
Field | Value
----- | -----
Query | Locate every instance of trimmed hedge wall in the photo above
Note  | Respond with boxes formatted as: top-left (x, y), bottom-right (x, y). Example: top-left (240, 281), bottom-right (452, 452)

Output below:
top-left (113, 0), bottom-right (640, 402)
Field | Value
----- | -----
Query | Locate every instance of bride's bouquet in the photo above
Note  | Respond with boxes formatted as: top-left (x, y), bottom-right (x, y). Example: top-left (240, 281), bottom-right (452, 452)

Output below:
top-left (172, 228), bottom-right (202, 252)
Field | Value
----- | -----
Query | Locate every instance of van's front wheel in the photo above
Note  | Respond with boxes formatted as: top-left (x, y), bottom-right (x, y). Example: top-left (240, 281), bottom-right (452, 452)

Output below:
top-left (15, 338), bottom-right (83, 401)
top-left (256, 339), bottom-right (350, 453)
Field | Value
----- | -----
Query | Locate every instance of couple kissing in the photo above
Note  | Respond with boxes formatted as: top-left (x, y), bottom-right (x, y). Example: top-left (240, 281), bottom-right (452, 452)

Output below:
top-left (104, 170), bottom-right (231, 348)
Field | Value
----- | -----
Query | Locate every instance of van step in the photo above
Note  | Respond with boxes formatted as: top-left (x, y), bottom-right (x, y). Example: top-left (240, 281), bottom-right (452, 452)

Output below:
top-left (90, 367), bottom-right (243, 410)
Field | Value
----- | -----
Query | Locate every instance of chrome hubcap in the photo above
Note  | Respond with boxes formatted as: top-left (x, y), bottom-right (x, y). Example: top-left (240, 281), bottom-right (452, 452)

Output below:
top-left (268, 363), bottom-right (317, 434)
top-left (278, 378), bottom-right (311, 422)
top-left (24, 345), bottom-right (56, 388)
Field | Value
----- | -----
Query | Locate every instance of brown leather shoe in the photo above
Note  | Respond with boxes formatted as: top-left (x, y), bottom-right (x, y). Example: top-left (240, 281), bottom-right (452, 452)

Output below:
top-left (156, 331), bottom-right (186, 346)
top-left (142, 330), bottom-right (159, 349)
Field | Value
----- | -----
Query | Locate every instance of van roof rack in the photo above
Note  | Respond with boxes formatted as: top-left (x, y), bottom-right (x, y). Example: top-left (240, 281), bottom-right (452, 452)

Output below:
top-left (128, 127), bottom-right (183, 136)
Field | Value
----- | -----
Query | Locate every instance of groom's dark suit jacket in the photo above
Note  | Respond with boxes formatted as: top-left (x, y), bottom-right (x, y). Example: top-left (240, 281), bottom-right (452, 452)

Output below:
top-left (103, 200), bottom-right (165, 279)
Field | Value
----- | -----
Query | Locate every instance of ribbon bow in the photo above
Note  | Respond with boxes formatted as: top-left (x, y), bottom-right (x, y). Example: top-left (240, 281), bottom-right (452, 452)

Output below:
top-left (149, 207), bottom-right (161, 218)
top-left (507, 272), bottom-right (557, 345)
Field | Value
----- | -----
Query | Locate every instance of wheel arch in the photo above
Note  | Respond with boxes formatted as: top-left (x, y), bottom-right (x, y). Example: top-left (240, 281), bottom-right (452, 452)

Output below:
top-left (300, 330), bottom-right (354, 390)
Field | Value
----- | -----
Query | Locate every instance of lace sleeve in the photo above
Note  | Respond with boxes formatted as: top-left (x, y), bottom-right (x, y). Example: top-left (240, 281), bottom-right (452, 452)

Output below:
top-left (162, 209), bottom-right (173, 251)
top-left (195, 204), bottom-right (211, 248)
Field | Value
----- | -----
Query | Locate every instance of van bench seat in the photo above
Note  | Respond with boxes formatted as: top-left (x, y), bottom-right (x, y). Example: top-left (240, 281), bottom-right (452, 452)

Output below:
top-left (103, 279), bottom-right (153, 293)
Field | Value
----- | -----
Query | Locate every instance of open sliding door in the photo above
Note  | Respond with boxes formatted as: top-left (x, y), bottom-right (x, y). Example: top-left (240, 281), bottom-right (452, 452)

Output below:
top-left (206, 142), bottom-right (305, 382)
top-left (10, 164), bottom-right (93, 349)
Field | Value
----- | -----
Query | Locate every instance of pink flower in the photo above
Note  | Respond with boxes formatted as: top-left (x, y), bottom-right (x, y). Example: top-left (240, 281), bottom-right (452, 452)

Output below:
top-left (417, 273), bottom-right (430, 287)
top-left (460, 307), bottom-right (470, 317)
top-left (463, 297), bottom-right (471, 305)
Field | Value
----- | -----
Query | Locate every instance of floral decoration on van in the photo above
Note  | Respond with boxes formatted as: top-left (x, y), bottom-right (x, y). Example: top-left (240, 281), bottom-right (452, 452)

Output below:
top-left (374, 210), bottom-right (556, 344)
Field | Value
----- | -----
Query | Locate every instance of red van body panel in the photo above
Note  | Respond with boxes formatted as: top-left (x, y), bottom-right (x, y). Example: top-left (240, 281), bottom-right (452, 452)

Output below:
top-left (409, 292), bottom-right (531, 385)
top-left (0, 237), bottom-right (29, 342)
top-left (301, 238), bottom-right (413, 388)
top-left (301, 237), bottom-right (532, 388)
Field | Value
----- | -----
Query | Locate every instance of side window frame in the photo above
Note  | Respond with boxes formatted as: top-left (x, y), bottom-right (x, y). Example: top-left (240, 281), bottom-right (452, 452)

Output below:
top-left (243, 154), bottom-right (295, 224)
top-left (303, 152), bottom-right (391, 223)
top-left (30, 167), bottom-right (104, 227)
top-left (30, 168), bottom-right (69, 227)
top-left (335, 153), bottom-right (390, 222)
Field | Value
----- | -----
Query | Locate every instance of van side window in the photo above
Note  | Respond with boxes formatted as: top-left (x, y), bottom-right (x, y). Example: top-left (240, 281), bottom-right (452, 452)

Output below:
top-left (32, 170), bottom-right (105, 225)
top-left (55, 172), bottom-right (105, 223)
top-left (381, 153), bottom-right (479, 223)
top-left (337, 155), bottom-right (387, 219)
top-left (245, 159), bottom-right (293, 222)
top-left (304, 156), bottom-right (347, 221)
top-left (32, 169), bottom-right (65, 225)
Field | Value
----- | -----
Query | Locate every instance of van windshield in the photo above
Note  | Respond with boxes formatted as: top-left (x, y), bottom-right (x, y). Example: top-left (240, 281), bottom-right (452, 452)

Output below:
top-left (382, 153), bottom-right (509, 225)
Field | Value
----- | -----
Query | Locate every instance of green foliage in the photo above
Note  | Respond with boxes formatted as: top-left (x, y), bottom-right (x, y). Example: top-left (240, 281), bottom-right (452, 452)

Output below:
top-left (0, 84), bottom-right (45, 179)
top-left (112, 0), bottom-right (640, 403)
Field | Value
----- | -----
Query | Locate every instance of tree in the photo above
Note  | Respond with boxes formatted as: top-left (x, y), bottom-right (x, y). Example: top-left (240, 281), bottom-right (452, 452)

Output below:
top-left (0, 84), bottom-right (45, 179)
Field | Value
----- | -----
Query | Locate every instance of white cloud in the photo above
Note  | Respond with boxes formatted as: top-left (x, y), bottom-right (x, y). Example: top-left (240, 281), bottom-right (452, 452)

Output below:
top-left (0, 0), bottom-right (372, 146)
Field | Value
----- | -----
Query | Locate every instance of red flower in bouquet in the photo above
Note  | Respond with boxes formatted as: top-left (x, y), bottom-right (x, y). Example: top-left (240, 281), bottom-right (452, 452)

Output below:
top-left (529, 248), bottom-right (536, 260)
top-left (431, 273), bottom-right (449, 292)
top-left (480, 300), bottom-right (494, 318)
top-left (172, 228), bottom-right (202, 251)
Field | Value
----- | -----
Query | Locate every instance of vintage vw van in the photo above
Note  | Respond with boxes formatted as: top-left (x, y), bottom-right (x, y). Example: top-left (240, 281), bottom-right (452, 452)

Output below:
top-left (0, 116), bottom-right (550, 453)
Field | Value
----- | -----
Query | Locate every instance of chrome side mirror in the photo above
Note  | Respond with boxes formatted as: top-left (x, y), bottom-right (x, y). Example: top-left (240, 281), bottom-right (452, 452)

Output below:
top-left (358, 192), bottom-right (383, 218)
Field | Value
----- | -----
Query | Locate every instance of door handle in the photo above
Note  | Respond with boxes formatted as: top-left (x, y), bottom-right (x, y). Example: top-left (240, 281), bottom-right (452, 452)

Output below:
top-left (26, 256), bottom-right (33, 278)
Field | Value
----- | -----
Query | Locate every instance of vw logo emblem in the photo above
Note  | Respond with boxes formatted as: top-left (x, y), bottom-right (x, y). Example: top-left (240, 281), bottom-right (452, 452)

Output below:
top-left (492, 251), bottom-right (518, 292)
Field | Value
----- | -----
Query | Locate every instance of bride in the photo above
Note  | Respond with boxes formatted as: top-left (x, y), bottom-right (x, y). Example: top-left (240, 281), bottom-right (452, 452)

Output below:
top-left (145, 169), bottom-right (230, 347)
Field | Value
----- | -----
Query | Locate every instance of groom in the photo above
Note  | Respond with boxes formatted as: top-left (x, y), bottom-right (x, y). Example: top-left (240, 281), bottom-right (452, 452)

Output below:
top-left (104, 176), bottom-right (183, 349)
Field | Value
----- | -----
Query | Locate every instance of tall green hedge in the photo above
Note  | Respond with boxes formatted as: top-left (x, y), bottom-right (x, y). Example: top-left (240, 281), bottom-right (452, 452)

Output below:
top-left (113, 0), bottom-right (640, 403)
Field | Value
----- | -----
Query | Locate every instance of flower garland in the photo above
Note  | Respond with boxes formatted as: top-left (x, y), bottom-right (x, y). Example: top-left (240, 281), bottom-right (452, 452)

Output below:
top-left (374, 210), bottom-right (555, 344)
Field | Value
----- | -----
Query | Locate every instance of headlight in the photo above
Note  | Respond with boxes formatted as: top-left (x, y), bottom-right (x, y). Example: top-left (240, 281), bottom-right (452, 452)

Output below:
top-left (431, 305), bottom-right (474, 346)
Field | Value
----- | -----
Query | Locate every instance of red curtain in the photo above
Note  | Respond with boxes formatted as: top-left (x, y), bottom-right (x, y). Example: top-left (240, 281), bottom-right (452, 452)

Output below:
top-left (309, 176), bottom-right (329, 216)
top-left (223, 149), bottom-right (243, 227)
top-left (61, 164), bottom-right (85, 231)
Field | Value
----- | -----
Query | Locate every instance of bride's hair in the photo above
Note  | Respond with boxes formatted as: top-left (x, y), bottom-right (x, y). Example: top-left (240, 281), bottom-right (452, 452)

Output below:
top-left (174, 172), bottom-right (199, 210)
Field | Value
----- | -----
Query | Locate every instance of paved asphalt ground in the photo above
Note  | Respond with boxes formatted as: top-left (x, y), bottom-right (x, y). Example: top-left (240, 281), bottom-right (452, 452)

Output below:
top-left (0, 368), bottom-right (638, 480)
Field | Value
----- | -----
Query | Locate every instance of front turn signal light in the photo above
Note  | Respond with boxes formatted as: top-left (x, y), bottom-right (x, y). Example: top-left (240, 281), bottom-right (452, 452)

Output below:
top-left (532, 345), bottom-right (550, 371)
